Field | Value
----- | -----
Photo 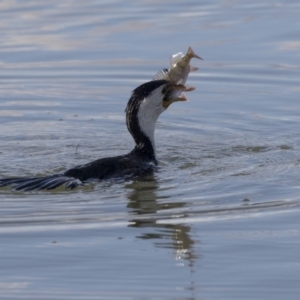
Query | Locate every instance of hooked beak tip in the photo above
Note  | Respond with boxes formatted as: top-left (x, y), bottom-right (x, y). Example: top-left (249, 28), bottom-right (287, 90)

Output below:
top-left (178, 93), bottom-right (188, 101)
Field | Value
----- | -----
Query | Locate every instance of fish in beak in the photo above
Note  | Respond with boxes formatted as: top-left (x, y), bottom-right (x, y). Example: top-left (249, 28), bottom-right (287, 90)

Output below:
top-left (162, 83), bottom-right (188, 109)
top-left (153, 46), bottom-right (202, 92)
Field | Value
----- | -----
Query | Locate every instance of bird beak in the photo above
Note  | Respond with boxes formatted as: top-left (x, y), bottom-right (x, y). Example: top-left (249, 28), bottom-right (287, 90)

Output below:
top-left (175, 92), bottom-right (188, 101)
top-left (163, 83), bottom-right (189, 108)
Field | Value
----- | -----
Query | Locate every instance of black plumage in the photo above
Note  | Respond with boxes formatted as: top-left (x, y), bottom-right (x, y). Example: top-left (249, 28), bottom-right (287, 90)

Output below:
top-left (0, 80), bottom-right (169, 191)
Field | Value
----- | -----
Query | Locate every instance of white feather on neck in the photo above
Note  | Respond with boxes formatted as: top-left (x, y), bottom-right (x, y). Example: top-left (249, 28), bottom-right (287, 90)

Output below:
top-left (137, 85), bottom-right (166, 152)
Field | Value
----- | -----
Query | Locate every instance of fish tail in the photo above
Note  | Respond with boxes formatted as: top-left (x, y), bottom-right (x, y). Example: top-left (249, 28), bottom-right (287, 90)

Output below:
top-left (187, 47), bottom-right (203, 60)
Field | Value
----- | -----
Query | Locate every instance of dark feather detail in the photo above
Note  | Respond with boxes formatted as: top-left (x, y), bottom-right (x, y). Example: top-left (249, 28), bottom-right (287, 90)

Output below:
top-left (126, 80), bottom-right (167, 161)
top-left (0, 175), bottom-right (81, 191)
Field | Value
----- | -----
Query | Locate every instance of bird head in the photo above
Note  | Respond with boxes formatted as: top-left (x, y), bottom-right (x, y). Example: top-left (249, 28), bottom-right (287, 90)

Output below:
top-left (126, 80), bottom-right (188, 157)
top-left (162, 82), bottom-right (188, 109)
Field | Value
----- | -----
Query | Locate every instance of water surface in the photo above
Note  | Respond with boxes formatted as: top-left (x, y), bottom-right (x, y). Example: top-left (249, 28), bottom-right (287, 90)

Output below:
top-left (0, 1), bottom-right (300, 299)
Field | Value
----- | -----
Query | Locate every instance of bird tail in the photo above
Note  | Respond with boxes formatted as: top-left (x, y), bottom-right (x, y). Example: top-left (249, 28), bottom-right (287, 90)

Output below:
top-left (0, 174), bottom-right (82, 191)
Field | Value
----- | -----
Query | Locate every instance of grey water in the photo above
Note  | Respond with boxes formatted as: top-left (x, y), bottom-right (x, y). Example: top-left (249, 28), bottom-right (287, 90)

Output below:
top-left (0, 1), bottom-right (300, 299)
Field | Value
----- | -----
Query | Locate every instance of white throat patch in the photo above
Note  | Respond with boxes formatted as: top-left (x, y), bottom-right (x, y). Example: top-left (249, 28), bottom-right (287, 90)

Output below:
top-left (137, 85), bottom-right (166, 150)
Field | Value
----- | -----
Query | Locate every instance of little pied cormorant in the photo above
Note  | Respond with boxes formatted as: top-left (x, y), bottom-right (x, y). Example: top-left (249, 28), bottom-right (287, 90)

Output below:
top-left (0, 80), bottom-right (187, 191)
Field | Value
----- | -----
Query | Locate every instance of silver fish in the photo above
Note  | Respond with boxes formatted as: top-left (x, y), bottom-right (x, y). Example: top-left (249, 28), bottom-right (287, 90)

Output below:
top-left (153, 47), bottom-right (202, 91)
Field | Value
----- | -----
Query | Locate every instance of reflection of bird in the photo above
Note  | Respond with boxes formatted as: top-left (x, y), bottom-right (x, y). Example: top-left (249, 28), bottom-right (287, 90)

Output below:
top-left (126, 177), bottom-right (197, 267)
top-left (0, 80), bottom-right (187, 191)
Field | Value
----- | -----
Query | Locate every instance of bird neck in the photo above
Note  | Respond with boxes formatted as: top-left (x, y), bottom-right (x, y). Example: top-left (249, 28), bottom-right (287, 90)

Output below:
top-left (127, 114), bottom-right (156, 161)
top-left (125, 80), bottom-right (168, 162)
top-left (131, 139), bottom-right (156, 162)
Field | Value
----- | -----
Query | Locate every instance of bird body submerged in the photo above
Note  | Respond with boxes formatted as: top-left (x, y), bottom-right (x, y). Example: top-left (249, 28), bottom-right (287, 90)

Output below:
top-left (0, 80), bottom-right (188, 191)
